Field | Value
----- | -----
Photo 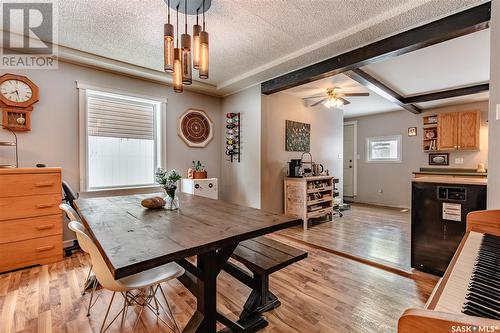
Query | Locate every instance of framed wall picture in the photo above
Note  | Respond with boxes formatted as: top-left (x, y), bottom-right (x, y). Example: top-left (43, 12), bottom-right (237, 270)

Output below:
top-left (429, 153), bottom-right (449, 166)
top-left (408, 127), bottom-right (417, 137)
top-left (285, 120), bottom-right (310, 152)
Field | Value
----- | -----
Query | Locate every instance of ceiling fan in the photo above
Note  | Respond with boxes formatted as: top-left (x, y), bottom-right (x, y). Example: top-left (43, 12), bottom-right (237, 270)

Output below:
top-left (304, 87), bottom-right (370, 108)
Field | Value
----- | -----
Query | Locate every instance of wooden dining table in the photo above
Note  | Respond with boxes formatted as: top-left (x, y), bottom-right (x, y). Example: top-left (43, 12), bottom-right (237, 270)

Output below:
top-left (74, 192), bottom-right (301, 333)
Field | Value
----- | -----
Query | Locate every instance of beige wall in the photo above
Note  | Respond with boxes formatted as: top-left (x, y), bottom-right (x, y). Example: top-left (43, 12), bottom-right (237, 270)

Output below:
top-left (488, 1), bottom-right (500, 209)
top-left (261, 92), bottom-right (344, 214)
top-left (0, 62), bottom-right (221, 240)
top-left (220, 85), bottom-right (262, 208)
top-left (347, 102), bottom-right (489, 208)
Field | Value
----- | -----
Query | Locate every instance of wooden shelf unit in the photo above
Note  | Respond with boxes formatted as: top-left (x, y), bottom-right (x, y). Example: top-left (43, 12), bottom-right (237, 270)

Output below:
top-left (284, 176), bottom-right (338, 230)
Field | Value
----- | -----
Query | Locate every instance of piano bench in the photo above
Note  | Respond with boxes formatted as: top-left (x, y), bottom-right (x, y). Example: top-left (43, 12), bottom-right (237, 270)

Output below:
top-left (223, 236), bottom-right (307, 319)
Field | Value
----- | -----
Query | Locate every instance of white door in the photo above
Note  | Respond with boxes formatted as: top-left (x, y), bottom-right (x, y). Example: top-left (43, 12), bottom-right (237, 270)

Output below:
top-left (343, 122), bottom-right (357, 198)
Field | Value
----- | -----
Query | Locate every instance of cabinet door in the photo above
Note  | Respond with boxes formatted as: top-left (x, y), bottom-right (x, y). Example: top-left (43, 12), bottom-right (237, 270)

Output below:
top-left (437, 113), bottom-right (458, 150)
top-left (458, 110), bottom-right (480, 150)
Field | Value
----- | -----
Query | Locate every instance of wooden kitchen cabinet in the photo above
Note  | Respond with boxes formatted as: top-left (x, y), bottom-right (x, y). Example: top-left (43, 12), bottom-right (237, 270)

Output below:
top-left (458, 110), bottom-right (481, 150)
top-left (436, 110), bottom-right (480, 151)
top-left (437, 112), bottom-right (458, 150)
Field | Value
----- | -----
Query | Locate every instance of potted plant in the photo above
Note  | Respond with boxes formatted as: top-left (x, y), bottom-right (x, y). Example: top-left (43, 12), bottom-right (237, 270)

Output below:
top-left (192, 160), bottom-right (207, 179)
top-left (155, 168), bottom-right (182, 210)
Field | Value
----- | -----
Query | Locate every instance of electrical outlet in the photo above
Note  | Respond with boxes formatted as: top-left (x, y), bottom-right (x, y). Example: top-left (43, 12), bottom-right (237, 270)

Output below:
top-left (455, 158), bottom-right (464, 165)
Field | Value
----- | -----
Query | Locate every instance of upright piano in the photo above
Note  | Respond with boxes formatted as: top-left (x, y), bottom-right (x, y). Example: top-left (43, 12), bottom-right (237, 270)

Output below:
top-left (399, 210), bottom-right (500, 332)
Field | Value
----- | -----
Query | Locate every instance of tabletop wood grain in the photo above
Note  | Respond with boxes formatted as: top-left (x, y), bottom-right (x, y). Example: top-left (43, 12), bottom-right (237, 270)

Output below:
top-left (74, 193), bottom-right (301, 279)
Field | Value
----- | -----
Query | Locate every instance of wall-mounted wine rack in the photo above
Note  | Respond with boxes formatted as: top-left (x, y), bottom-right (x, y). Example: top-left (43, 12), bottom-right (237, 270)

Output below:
top-left (225, 112), bottom-right (240, 163)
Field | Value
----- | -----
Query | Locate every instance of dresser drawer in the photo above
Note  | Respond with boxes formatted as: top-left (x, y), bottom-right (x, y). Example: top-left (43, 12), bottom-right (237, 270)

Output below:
top-left (0, 173), bottom-right (61, 197)
top-left (0, 235), bottom-right (62, 273)
top-left (0, 215), bottom-right (62, 244)
top-left (0, 194), bottom-right (61, 221)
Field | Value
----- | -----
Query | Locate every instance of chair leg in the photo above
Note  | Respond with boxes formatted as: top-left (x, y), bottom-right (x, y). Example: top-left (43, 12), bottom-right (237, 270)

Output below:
top-left (99, 292), bottom-right (116, 333)
top-left (82, 264), bottom-right (93, 295)
top-left (158, 284), bottom-right (181, 333)
top-left (152, 286), bottom-right (160, 315)
top-left (120, 293), bottom-right (128, 332)
top-left (87, 277), bottom-right (98, 317)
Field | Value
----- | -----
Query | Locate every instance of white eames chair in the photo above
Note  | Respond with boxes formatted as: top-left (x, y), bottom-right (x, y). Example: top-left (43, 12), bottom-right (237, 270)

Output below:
top-left (68, 221), bottom-right (184, 333)
top-left (59, 203), bottom-right (98, 315)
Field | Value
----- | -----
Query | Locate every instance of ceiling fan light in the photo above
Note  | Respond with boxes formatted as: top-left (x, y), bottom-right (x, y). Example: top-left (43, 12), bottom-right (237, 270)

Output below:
top-left (164, 24), bottom-right (174, 72)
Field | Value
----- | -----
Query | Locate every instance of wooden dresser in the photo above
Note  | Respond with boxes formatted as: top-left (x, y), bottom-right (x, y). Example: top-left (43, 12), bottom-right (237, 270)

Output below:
top-left (0, 167), bottom-right (63, 273)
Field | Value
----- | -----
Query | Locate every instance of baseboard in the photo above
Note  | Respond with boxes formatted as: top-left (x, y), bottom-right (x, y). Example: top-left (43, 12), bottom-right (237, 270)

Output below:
top-left (349, 200), bottom-right (410, 210)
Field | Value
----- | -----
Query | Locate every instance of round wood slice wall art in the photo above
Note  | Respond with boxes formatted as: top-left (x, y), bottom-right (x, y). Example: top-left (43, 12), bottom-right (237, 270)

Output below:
top-left (178, 109), bottom-right (214, 148)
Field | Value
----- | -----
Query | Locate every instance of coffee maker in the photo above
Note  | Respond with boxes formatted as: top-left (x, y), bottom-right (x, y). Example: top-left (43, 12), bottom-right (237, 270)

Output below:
top-left (288, 159), bottom-right (302, 178)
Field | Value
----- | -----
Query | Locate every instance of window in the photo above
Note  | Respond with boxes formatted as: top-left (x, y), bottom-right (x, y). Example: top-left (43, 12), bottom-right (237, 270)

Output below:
top-left (366, 135), bottom-right (402, 163)
top-left (79, 86), bottom-right (164, 191)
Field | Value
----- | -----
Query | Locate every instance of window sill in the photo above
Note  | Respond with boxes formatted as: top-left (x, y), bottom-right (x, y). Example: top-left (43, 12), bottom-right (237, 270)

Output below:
top-left (79, 185), bottom-right (162, 198)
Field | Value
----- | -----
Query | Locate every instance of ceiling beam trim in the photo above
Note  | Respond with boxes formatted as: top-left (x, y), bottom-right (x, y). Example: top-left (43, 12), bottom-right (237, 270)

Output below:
top-left (401, 83), bottom-right (489, 104)
top-left (345, 69), bottom-right (421, 114)
top-left (261, 2), bottom-right (491, 95)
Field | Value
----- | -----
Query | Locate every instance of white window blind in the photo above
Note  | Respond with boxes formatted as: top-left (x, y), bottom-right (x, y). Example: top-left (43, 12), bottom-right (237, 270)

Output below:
top-left (80, 89), bottom-right (163, 191)
top-left (87, 94), bottom-right (155, 140)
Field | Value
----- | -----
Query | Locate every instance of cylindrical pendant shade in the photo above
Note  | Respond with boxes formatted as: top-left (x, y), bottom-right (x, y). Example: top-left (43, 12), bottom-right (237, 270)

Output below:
top-left (173, 48), bottom-right (183, 93)
top-left (192, 24), bottom-right (201, 69)
top-left (199, 31), bottom-right (209, 79)
top-left (164, 24), bottom-right (174, 72)
top-left (181, 33), bottom-right (192, 85)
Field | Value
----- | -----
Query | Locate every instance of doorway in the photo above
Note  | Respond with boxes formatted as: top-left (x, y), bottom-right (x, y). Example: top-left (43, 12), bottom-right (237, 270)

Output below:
top-left (343, 121), bottom-right (357, 199)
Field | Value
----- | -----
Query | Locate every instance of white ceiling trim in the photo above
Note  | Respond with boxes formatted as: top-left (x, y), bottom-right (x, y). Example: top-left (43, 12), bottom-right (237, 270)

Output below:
top-left (216, 0), bottom-right (433, 92)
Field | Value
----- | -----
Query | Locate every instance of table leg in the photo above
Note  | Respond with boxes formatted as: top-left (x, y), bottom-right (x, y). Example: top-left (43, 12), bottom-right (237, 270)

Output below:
top-left (178, 246), bottom-right (269, 333)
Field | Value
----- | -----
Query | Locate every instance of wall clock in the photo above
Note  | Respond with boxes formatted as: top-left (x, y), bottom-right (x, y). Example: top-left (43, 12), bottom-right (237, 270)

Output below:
top-left (0, 74), bottom-right (39, 131)
top-left (178, 109), bottom-right (213, 148)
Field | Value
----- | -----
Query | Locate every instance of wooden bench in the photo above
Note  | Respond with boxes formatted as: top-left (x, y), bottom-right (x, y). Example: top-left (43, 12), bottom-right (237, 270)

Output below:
top-left (223, 236), bottom-right (308, 319)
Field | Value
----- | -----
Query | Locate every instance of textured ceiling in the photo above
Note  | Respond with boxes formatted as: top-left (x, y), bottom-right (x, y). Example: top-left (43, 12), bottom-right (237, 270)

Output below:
top-left (55, 0), bottom-right (487, 95)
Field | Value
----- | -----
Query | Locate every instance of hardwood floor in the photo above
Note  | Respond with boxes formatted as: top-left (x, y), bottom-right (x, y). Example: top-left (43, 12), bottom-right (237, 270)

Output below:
top-left (0, 234), bottom-right (437, 333)
top-left (278, 203), bottom-right (412, 271)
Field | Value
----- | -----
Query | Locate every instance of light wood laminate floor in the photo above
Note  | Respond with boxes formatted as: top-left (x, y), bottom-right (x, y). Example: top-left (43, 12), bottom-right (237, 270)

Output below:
top-left (278, 203), bottom-right (412, 271)
top-left (0, 233), bottom-right (436, 333)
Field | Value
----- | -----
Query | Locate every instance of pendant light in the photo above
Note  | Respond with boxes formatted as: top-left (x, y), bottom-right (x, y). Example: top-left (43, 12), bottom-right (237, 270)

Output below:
top-left (181, 0), bottom-right (192, 85)
top-left (199, 0), bottom-right (209, 79)
top-left (173, 5), bottom-right (183, 93)
top-left (192, 8), bottom-right (201, 69)
top-left (163, 0), bottom-right (174, 72)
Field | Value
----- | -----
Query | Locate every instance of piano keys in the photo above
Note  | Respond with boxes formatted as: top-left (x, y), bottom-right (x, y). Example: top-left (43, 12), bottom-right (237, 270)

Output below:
top-left (434, 232), bottom-right (500, 320)
top-left (398, 210), bottom-right (500, 333)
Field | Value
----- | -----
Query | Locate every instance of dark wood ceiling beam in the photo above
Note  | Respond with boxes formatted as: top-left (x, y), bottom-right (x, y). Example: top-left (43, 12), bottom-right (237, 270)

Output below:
top-left (345, 69), bottom-right (421, 114)
top-left (401, 83), bottom-right (489, 104)
top-left (261, 2), bottom-right (491, 95)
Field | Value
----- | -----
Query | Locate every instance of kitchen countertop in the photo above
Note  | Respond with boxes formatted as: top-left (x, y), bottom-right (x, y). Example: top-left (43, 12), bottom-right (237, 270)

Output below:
top-left (413, 168), bottom-right (487, 178)
top-left (412, 176), bottom-right (487, 185)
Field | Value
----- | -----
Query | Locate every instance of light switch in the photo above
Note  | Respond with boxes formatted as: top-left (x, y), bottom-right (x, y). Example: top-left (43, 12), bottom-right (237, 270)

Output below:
top-left (338, 153), bottom-right (343, 159)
